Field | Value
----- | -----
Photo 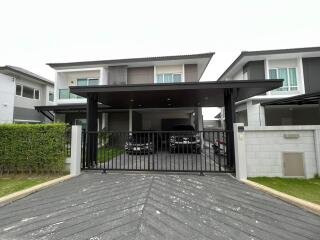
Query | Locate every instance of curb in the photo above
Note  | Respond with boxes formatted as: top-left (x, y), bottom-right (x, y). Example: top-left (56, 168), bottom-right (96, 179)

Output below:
top-left (242, 179), bottom-right (320, 216)
top-left (0, 175), bottom-right (74, 207)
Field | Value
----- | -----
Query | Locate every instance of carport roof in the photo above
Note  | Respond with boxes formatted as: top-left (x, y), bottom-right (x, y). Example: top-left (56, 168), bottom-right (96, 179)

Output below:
top-left (262, 91), bottom-right (320, 106)
top-left (69, 80), bottom-right (282, 109)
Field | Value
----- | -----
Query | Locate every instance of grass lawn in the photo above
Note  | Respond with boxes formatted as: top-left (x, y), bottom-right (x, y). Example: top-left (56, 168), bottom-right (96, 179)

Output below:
top-left (0, 176), bottom-right (56, 198)
top-left (97, 147), bottom-right (124, 163)
top-left (249, 177), bottom-right (320, 205)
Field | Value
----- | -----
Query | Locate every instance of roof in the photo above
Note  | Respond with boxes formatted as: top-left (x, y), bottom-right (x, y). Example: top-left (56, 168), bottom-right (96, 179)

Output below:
top-left (0, 65), bottom-right (54, 85)
top-left (262, 91), bottom-right (320, 106)
top-left (218, 46), bottom-right (320, 81)
top-left (47, 52), bottom-right (214, 68)
top-left (69, 80), bottom-right (283, 109)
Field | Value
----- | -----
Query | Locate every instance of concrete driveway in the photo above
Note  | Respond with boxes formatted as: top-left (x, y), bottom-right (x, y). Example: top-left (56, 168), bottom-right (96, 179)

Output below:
top-left (0, 173), bottom-right (319, 240)
top-left (100, 150), bottom-right (228, 172)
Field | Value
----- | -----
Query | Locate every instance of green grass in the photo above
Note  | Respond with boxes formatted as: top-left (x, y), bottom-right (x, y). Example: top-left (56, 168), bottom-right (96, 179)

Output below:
top-left (97, 147), bottom-right (124, 163)
top-left (0, 177), bottom-right (54, 198)
top-left (249, 177), bottom-right (320, 204)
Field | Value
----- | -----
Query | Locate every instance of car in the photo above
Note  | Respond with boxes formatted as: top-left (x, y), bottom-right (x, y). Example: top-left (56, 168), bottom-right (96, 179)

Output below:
top-left (169, 125), bottom-right (201, 154)
top-left (125, 132), bottom-right (159, 154)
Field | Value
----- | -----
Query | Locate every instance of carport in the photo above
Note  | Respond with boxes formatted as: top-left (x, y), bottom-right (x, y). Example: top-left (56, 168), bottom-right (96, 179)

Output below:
top-left (70, 80), bottom-right (282, 173)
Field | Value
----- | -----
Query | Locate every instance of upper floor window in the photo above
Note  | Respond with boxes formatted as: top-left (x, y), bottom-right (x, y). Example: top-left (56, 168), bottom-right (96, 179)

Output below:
top-left (16, 84), bottom-right (40, 100)
top-left (49, 92), bottom-right (54, 102)
top-left (77, 78), bottom-right (99, 86)
top-left (156, 73), bottom-right (182, 83)
top-left (269, 68), bottom-right (298, 91)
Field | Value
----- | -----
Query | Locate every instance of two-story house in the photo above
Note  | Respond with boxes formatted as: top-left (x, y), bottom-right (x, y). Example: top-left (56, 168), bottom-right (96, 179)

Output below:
top-left (217, 47), bottom-right (320, 126)
top-left (39, 53), bottom-right (214, 131)
top-left (0, 65), bottom-right (54, 124)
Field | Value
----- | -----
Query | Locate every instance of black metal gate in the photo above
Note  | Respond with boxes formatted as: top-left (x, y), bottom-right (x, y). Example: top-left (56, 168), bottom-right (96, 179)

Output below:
top-left (81, 130), bottom-right (234, 173)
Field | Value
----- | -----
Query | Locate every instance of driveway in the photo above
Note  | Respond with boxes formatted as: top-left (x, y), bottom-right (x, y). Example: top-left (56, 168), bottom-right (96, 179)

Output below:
top-left (100, 150), bottom-right (228, 172)
top-left (0, 173), bottom-right (319, 240)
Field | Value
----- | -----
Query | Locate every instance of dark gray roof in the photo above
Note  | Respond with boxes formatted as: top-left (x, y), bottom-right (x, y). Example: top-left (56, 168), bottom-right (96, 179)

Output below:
top-left (0, 65), bottom-right (53, 85)
top-left (262, 91), bottom-right (320, 106)
top-left (69, 80), bottom-right (283, 109)
top-left (47, 52), bottom-right (214, 68)
top-left (218, 46), bottom-right (320, 81)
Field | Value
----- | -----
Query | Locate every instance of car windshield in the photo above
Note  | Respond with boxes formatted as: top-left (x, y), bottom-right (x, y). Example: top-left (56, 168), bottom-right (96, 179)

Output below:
top-left (172, 125), bottom-right (195, 131)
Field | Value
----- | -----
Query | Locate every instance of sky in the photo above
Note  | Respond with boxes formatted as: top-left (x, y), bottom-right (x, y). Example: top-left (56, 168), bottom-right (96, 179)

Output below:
top-left (1, 0), bottom-right (319, 119)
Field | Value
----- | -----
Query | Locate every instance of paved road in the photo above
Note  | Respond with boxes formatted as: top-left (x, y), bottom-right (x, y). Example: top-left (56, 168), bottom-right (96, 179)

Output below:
top-left (0, 173), bottom-right (319, 240)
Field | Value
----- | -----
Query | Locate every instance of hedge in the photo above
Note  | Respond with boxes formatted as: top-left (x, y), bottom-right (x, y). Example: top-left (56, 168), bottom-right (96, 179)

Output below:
top-left (0, 123), bottom-right (68, 174)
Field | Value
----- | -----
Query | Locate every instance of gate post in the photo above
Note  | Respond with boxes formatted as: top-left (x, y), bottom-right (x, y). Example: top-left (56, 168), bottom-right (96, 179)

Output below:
top-left (224, 89), bottom-right (236, 169)
top-left (233, 123), bottom-right (247, 180)
top-left (71, 125), bottom-right (82, 176)
top-left (86, 94), bottom-right (98, 167)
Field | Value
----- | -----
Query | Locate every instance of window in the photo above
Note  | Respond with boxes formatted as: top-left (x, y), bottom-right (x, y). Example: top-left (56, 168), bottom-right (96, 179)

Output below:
top-left (16, 84), bottom-right (40, 99)
top-left (77, 78), bottom-right (99, 86)
top-left (269, 68), bottom-right (298, 91)
top-left (34, 90), bottom-right (40, 100)
top-left (22, 86), bottom-right (34, 99)
top-left (49, 92), bottom-right (54, 102)
top-left (16, 85), bottom-right (22, 96)
top-left (156, 73), bottom-right (182, 83)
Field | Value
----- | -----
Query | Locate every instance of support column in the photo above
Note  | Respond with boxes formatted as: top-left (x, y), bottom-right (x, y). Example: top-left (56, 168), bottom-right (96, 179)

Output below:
top-left (86, 94), bottom-right (98, 167)
top-left (129, 109), bottom-right (133, 132)
top-left (224, 89), bottom-right (236, 169)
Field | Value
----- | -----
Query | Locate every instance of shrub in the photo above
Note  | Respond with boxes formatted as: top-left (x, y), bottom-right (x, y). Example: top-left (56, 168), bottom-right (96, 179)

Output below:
top-left (0, 123), bottom-right (67, 174)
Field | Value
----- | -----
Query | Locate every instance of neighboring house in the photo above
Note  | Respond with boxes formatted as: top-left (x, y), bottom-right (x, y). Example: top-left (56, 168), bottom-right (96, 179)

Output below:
top-left (37, 53), bottom-right (214, 131)
top-left (217, 47), bottom-right (320, 126)
top-left (0, 65), bottom-right (54, 124)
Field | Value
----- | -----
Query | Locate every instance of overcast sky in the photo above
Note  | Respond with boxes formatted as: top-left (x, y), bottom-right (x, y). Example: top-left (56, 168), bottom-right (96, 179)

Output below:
top-left (1, 0), bottom-right (319, 119)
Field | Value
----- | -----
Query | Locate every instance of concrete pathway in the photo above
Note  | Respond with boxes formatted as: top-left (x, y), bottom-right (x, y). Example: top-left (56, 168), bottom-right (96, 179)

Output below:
top-left (0, 173), bottom-right (319, 240)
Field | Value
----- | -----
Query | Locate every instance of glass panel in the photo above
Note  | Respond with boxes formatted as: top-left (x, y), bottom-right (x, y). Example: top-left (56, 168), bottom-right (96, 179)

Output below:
top-left (163, 74), bottom-right (172, 83)
top-left (59, 89), bottom-right (69, 99)
top-left (22, 86), bottom-right (34, 99)
top-left (278, 68), bottom-right (288, 91)
top-left (157, 74), bottom-right (163, 83)
top-left (16, 85), bottom-right (22, 96)
top-left (289, 68), bottom-right (297, 90)
top-left (34, 90), bottom-right (40, 99)
top-left (77, 79), bottom-right (87, 86)
top-left (88, 79), bottom-right (99, 86)
top-left (70, 93), bottom-right (79, 99)
top-left (269, 69), bottom-right (277, 79)
top-left (49, 92), bottom-right (54, 102)
top-left (173, 74), bottom-right (182, 82)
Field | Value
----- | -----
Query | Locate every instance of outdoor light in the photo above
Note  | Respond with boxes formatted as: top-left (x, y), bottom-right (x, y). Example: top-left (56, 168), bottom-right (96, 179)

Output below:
top-left (167, 98), bottom-right (171, 101)
top-left (130, 99), bottom-right (134, 102)
top-left (138, 104), bottom-right (142, 107)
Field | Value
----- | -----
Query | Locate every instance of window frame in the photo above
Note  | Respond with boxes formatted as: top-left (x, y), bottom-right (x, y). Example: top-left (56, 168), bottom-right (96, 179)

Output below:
top-left (156, 73), bottom-right (183, 84)
top-left (34, 89), bottom-right (40, 100)
top-left (16, 84), bottom-right (40, 100)
top-left (77, 78), bottom-right (99, 86)
top-left (16, 84), bottom-right (22, 96)
top-left (269, 67), bottom-right (298, 92)
top-left (49, 92), bottom-right (54, 102)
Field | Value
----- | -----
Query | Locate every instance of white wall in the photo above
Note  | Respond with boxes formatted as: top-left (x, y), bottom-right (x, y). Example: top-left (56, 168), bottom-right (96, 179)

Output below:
top-left (243, 126), bottom-right (320, 179)
top-left (0, 73), bottom-right (15, 123)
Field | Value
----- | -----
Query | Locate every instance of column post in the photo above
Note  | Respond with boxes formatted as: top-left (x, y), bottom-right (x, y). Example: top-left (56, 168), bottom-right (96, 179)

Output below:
top-left (233, 123), bottom-right (247, 180)
top-left (224, 88), bottom-right (236, 169)
top-left (86, 94), bottom-right (98, 167)
top-left (71, 125), bottom-right (82, 176)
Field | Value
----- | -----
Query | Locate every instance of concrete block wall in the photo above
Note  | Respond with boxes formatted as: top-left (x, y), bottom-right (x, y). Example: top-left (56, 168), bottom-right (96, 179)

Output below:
top-left (244, 126), bottom-right (320, 178)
